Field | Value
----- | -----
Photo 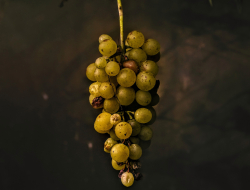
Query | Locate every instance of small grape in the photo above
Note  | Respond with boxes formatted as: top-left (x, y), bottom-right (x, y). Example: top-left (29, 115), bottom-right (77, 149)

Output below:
top-left (116, 86), bottom-right (135, 106)
top-left (99, 39), bottom-right (117, 57)
top-left (105, 61), bottom-right (120, 76)
top-left (94, 68), bottom-right (109, 82)
top-left (127, 119), bottom-right (141, 136)
top-left (110, 144), bottom-right (129, 162)
top-left (115, 122), bottom-right (132, 139)
top-left (89, 94), bottom-right (103, 109)
top-left (127, 48), bottom-right (147, 66)
top-left (135, 90), bottom-right (152, 106)
top-left (122, 60), bottom-right (139, 74)
top-left (130, 137), bottom-right (140, 144)
top-left (134, 108), bottom-right (152, 123)
top-left (86, 63), bottom-right (96, 81)
top-left (89, 82), bottom-right (101, 96)
top-left (110, 114), bottom-right (122, 126)
top-left (103, 97), bottom-right (120, 114)
top-left (140, 60), bottom-right (159, 76)
top-left (94, 112), bottom-right (113, 132)
top-left (104, 138), bottom-right (118, 153)
top-left (129, 144), bottom-right (142, 160)
top-left (95, 57), bottom-right (107, 69)
top-left (142, 39), bottom-right (160, 56)
top-left (117, 68), bottom-right (136, 87)
top-left (111, 159), bottom-right (125, 170)
top-left (99, 34), bottom-right (112, 43)
top-left (136, 71), bottom-right (156, 91)
top-left (126, 30), bottom-right (145, 48)
top-left (121, 172), bottom-right (134, 187)
top-left (138, 126), bottom-right (153, 141)
top-left (99, 82), bottom-right (116, 99)
top-left (109, 128), bottom-right (120, 141)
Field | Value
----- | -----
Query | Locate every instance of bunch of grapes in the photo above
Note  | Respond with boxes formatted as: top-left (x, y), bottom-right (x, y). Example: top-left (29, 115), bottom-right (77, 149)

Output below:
top-left (86, 31), bottom-right (160, 187)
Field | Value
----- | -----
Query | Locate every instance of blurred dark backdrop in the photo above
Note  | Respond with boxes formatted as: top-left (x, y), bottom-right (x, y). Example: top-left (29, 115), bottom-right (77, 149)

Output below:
top-left (0, 0), bottom-right (250, 189)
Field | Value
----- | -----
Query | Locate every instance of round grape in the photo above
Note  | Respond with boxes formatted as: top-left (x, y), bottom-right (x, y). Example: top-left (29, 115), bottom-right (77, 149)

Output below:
top-left (110, 144), bottom-right (129, 162)
top-left (104, 138), bottom-right (118, 153)
top-left (121, 172), bottom-right (134, 187)
top-left (129, 144), bottom-right (142, 160)
top-left (117, 68), bottom-right (136, 87)
top-left (110, 114), bottom-right (122, 126)
top-left (89, 82), bottom-right (101, 96)
top-left (94, 112), bottom-right (113, 132)
top-left (95, 57), bottom-right (107, 69)
top-left (103, 97), bottom-right (120, 114)
top-left (115, 122), bottom-right (132, 139)
top-left (127, 119), bottom-right (141, 136)
top-left (99, 82), bottom-right (116, 99)
top-left (135, 90), bottom-right (152, 106)
top-left (99, 39), bottom-right (117, 57)
top-left (142, 38), bottom-right (160, 56)
top-left (86, 63), bottom-right (96, 81)
top-left (89, 94), bottom-right (103, 109)
top-left (105, 61), bottom-right (120, 76)
top-left (140, 60), bottom-right (159, 76)
top-left (99, 34), bottom-right (112, 43)
top-left (126, 30), bottom-right (145, 48)
top-left (134, 108), bottom-right (152, 123)
top-left (136, 71), bottom-right (156, 91)
top-left (127, 48), bottom-right (147, 66)
top-left (116, 86), bottom-right (135, 106)
top-left (94, 68), bottom-right (109, 82)
top-left (111, 159), bottom-right (125, 170)
top-left (138, 126), bottom-right (153, 141)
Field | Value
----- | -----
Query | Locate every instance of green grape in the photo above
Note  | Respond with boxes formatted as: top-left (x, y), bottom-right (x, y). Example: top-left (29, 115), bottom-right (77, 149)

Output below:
top-left (103, 97), bottom-right (120, 114)
top-left (135, 90), bottom-right (152, 106)
top-left (109, 128), bottom-right (120, 141)
top-left (94, 112), bottom-right (113, 133)
top-left (86, 63), bottom-right (96, 81)
top-left (104, 138), bottom-right (118, 153)
top-left (110, 114), bottom-right (122, 126)
top-left (89, 82), bottom-right (101, 96)
top-left (95, 57), bottom-right (107, 69)
top-left (142, 39), bottom-right (160, 56)
top-left (94, 68), bottom-right (109, 82)
top-left (138, 126), bottom-right (153, 141)
top-left (110, 144), bottom-right (129, 162)
top-left (116, 86), bottom-right (135, 106)
top-left (121, 172), bottom-right (134, 187)
top-left (140, 60), bottom-right (159, 76)
top-left (126, 30), bottom-right (145, 48)
top-left (134, 108), bottom-right (152, 123)
top-left (117, 68), bottom-right (136, 87)
top-left (99, 34), bottom-right (112, 43)
top-left (111, 159), bottom-right (125, 170)
top-left (89, 94), bottom-right (103, 109)
top-left (109, 76), bottom-right (118, 87)
top-left (99, 82), bottom-right (116, 99)
top-left (105, 61), bottom-right (120, 76)
top-left (129, 144), bottom-right (142, 160)
top-left (115, 122), bottom-right (132, 139)
top-left (130, 136), bottom-right (140, 144)
top-left (136, 71), bottom-right (156, 91)
top-left (127, 48), bottom-right (147, 66)
top-left (99, 39), bottom-right (117, 57)
top-left (127, 119), bottom-right (141, 136)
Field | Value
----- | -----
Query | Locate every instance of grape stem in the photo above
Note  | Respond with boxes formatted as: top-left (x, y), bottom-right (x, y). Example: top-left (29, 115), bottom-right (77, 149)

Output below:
top-left (117, 0), bottom-right (125, 53)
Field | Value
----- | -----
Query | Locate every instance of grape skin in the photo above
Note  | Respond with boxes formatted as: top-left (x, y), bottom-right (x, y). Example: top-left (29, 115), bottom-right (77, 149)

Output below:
top-left (134, 108), bottom-right (152, 123)
top-left (89, 82), bottom-right (101, 96)
top-left (111, 159), bottom-right (125, 170)
top-left (121, 172), bottom-right (134, 187)
top-left (110, 144), bottom-right (130, 162)
top-left (110, 114), bottom-right (121, 126)
top-left (86, 63), bottom-right (97, 81)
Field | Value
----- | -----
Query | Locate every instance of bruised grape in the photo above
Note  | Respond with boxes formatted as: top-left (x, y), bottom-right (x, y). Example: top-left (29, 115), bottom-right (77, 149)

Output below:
top-left (122, 60), bottom-right (139, 74)
top-left (104, 138), bottom-right (118, 153)
top-left (112, 159), bottom-right (125, 170)
top-left (89, 82), bottom-right (101, 96)
top-left (121, 172), bottom-right (134, 187)
top-left (110, 114), bottom-right (122, 126)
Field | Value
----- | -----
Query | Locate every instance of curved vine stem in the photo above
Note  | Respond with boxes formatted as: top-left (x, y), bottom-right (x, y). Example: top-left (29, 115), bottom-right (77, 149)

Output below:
top-left (117, 0), bottom-right (125, 53)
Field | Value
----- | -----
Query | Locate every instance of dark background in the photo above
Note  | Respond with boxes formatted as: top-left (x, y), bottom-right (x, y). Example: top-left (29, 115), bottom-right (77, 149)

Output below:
top-left (1, 0), bottom-right (250, 189)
